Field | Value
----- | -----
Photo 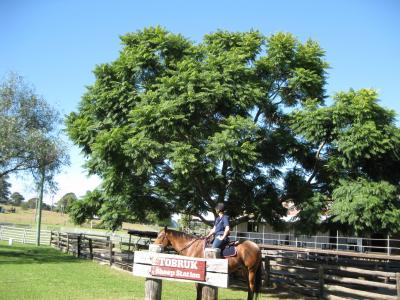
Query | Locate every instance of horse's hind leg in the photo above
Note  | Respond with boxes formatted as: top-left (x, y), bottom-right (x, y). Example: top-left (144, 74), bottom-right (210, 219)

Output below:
top-left (247, 268), bottom-right (256, 300)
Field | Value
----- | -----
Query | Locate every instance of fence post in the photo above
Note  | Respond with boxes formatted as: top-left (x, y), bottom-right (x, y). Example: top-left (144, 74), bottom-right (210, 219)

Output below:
top-left (199, 248), bottom-right (220, 300)
top-left (336, 230), bottom-right (339, 250)
top-left (264, 256), bottom-right (271, 287)
top-left (262, 226), bottom-right (265, 245)
top-left (396, 273), bottom-right (400, 300)
top-left (23, 228), bottom-right (27, 244)
top-left (0, 226), bottom-right (2, 241)
top-left (77, 234), bottom-right (81, 258)
top-left (89, 238), bottom-right (93, 259)
top-left (109, 240), bottom-right (113, 266)
top-left (67, 233), bottom-right (70, 254)
top-left (57, 232), bottom-right (60, 248)
top-left (145, 244), bottom-right (163, 300)
top-left (388, 235), bottom-right (390, 256)
top-left (318, 265), bottom-right (324, 298)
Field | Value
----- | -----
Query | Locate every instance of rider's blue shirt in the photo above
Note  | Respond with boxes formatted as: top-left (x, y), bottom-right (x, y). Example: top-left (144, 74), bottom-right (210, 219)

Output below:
top-left (215, 215), bottom-right (229, 235)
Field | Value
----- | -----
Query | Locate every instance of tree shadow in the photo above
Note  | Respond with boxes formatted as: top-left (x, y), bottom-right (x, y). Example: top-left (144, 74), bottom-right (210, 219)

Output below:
top-left (228, 278), bottom-right (312, 299)
top-left (0, 244), bottom-right (80, 265)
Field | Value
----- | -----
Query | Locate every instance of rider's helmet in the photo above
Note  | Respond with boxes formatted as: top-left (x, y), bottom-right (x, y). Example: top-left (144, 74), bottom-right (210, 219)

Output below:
top-left (216, 202), bottom-right (225, 213)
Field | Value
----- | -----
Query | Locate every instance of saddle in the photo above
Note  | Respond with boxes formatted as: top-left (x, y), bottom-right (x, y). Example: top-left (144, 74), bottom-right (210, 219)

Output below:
top-left (221, 241), bottom-right (238, 258)
top-left (206, 239), bottom-right (239, 258)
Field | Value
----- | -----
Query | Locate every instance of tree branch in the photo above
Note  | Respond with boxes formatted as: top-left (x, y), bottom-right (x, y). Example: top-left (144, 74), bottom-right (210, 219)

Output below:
top-left (230, 214), bottom-right (255, 227)
top-left (253, 108), bottom-right (262, 123)
top-left (307, 141), bottom-right (326, 185)
top-left (193, 212), bottom-right (213, 227)
top-left (193, 176), bottom-right (216, 216)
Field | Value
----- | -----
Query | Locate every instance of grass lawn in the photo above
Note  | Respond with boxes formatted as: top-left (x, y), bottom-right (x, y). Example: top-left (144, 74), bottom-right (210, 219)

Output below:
top-left (0, 241), bottom-right (274, 300)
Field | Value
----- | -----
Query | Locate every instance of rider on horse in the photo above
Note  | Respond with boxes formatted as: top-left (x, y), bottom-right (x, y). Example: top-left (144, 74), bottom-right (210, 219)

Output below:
top-left (205, 202), bottom-right (230, 252)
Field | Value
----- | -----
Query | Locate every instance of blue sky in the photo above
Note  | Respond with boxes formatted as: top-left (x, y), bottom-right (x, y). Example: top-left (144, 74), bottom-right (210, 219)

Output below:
top-left (1, 0), bottom-right (399, 203)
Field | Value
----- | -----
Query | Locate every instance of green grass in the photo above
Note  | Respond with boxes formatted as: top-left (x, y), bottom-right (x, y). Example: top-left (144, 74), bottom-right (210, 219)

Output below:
top-left (0, 242), bottom-right (272, 300)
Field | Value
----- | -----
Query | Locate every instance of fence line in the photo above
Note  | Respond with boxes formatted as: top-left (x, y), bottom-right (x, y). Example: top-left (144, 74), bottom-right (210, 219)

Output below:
top-left (262, 248), bottom-right (400, 299)
top-left (230, 230), bottom-right (400, 255)
top-left (0, 225), bottom-right (51, 245)
top-left (2, 223), bottom-right (399, 255)
top-left (49, 230), bottom-right (400, 299)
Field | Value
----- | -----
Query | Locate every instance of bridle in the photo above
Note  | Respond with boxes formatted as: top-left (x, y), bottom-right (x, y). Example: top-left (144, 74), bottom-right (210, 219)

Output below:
top-left (158, 229), bottom-right (206, 255)
top-left (157, 230), bottom-right (168, 245)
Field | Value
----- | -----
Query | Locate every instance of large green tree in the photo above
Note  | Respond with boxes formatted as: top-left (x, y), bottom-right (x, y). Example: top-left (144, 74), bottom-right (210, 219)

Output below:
top-left (67, 27), bottom-right (328, 229)
top-left (67, 28), bottom-right (400, 234)
top-left (290, 89), bottom-right (400, 234)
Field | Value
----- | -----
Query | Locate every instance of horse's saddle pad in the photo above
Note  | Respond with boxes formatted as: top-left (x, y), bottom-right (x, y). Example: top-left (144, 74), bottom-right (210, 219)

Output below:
top-left (221, 244), bottom-right (237, 258)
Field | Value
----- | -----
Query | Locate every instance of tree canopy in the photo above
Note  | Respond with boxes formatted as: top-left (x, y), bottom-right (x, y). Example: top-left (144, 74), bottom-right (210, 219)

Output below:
top-left (10, 192), bottom-right (24, 206)
top-left (290, 89), bottom-right (400, 234)
top-left (67, 27), bottom-right (400, 234)
top-left (56, 192), bottom-right (77, 213)
top-left (0, 73), bottom-right (69, 191)
top-left (0, 175), bottom-right (11, 204)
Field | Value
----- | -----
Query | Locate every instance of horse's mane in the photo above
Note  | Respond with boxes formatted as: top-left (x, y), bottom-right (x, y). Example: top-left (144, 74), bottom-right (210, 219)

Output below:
top-left (166, 229), bottom-right (198, 241)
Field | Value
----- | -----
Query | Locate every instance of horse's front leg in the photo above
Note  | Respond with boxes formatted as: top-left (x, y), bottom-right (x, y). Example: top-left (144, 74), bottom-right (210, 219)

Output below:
top-left (247, 269), bottom-right (256, 300)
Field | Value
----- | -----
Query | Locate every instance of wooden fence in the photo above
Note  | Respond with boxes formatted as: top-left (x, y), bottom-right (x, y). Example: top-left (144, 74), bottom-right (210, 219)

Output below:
top-left (0, 225), bottom-right (51, 245)
top-left (49, 231), bottom-right (400, 299)
top-left (263, 247), bottom-right (400, 299)
top-left (50, 231), bottom-right (140, 271)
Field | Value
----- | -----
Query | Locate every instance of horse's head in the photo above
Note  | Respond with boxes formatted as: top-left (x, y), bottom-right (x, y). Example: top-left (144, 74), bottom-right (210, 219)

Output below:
top-left (154, 226), bottom-right (171, 248)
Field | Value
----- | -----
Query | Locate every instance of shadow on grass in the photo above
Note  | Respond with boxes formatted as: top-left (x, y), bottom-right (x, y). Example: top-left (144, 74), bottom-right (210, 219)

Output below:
top-left (0, 244), bottom-right (80, 265)
top-left (228, 278), bottom-right (308, 299)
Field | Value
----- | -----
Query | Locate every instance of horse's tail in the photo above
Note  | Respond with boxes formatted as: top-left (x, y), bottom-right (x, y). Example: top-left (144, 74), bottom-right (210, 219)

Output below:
top-left (254, 254), bottom-right (263, 299)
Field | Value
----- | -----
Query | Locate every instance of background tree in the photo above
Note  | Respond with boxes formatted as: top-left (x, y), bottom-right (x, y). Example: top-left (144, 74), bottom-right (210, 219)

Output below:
top-left (56, 192), bottom-right (77, 213)
top-left (0, 72), bottom-right (70, 245)
top-left (0, 72), bottom-right (65, 179)
top-left (0, 175), bottom-right (11, 204)
top-left (10, 192), bottom-right (24, 206)
top-left (67, 27), bottom-right (328, 230)
top-left (21, 197), bottom-right (38, 210)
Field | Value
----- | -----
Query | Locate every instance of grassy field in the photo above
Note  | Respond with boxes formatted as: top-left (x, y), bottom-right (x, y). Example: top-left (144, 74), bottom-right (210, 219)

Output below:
top-left (0, 205), bottom-right (156, 232)
top-left (0, 205), bottom-right (72, 228)
top-left (0, 242), bottom-right (277, 300)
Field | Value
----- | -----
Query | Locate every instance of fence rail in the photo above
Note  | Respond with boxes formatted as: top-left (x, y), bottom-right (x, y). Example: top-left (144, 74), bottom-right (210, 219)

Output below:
top-left (49, 231), bottom-right (141, 271)
top-left (230, 230), bottom-right (400, 255)
top-left (263, 248), bottom-right (400, 299)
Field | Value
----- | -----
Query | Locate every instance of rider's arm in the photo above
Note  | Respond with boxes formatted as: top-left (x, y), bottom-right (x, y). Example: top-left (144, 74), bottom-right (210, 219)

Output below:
top-left (206, 226), bottom-right (216, 238)
top-left (221, 225), bottom-right (230, 240)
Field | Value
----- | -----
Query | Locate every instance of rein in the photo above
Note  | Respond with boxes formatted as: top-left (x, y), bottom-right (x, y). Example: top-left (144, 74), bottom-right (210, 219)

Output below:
top-left (177, 236), bottom-right (205, 254)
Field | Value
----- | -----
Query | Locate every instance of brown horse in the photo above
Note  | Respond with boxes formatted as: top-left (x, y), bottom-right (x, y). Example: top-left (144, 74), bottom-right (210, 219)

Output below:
top-left (154, 227), bottom-right (263, 300)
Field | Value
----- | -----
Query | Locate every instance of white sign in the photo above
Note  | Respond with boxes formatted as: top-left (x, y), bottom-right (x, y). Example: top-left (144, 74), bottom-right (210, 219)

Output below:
top-left (133, 251), bottom-right (229, 288)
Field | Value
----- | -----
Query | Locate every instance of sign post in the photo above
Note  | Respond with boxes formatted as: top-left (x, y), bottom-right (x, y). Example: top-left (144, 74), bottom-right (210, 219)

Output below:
top-left (200, 248), bottom-right (220, 300)
top-left (133, 245), bottom-right (228, 300)
top-left (145, 244), bottom-right (164, 300)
